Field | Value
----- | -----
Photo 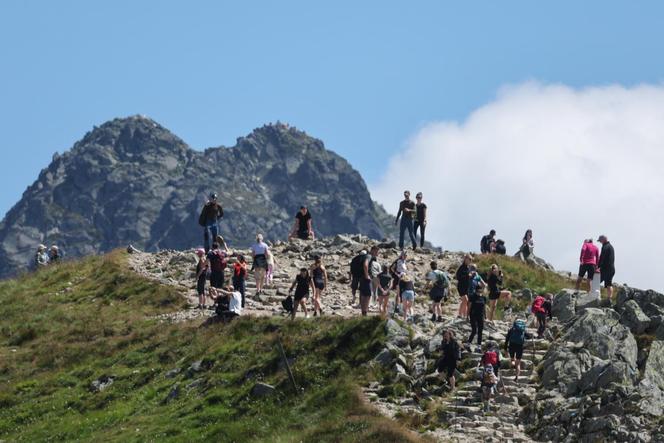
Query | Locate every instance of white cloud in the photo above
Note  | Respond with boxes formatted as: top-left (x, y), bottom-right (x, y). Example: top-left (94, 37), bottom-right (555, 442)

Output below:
top-left (372, 82), bottom-right (664, 292)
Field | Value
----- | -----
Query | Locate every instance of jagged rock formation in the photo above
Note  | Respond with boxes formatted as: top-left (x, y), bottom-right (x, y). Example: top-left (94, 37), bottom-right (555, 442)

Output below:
top-left (0, 116), bottom-right (397, 278)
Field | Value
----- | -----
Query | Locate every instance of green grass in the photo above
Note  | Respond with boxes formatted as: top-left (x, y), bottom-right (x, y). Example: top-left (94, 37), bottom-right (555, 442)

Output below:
top-left (0, 251), bottom-right (423, 443)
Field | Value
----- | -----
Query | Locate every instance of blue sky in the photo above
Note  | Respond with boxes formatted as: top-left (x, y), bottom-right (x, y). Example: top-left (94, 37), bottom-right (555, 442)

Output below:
top-left (1, 0), bottom-right (663, 219)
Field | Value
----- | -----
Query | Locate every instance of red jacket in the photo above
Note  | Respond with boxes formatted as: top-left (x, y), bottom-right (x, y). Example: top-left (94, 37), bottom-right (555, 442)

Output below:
top-left (580, 242), bottom-right (599, 265)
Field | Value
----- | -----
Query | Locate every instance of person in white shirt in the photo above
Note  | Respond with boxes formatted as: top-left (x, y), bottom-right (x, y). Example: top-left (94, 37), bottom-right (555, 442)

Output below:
top-left (251, 234), bottom-right (270, 296)
top-left (211, 286), bottom-right (243, 323)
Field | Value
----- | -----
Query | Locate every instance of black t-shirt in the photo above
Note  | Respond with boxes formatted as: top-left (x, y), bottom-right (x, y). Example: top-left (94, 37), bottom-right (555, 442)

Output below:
top-left (456, 264), bottom-right (470, 290)
top-left (469, 293), bottom-right (486, 314)
top-left (416, 203), bottom-right (427, 222)
top-left (488, 274), bottom-right (502, 294)
top-left (294, 275), bottom-right (311, 297)
top-left (378, 273), bottom-right (392, 290)
top-left (599, 242), bottom-right (615, 271)
top-left (295, 211), bottom-right (312, 233)
top-left (480, 235), bottom-right (494, 253)
top-left (399, 279), bottom-right (414, 293)
top-left (399, 200), bottom-right (416, 220)
top-left (441, 340), bottom-right (460, 363)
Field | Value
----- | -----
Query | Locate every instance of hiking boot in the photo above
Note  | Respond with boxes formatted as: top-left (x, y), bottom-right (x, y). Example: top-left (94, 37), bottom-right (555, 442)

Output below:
top-left (430, 314), bottom-right (436, 322)
top-left (313, 311), bottom-right (317, 317)
top-left (475, 346), bottom-right (482, 353)
top-left (436, 316), bottom-right (443, 322)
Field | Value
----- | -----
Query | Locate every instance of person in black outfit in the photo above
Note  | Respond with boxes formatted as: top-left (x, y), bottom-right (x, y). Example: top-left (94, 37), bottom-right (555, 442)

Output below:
top-left (395, 190), bottom-right (417, 250)
top-left (438, 329), bottom-right (461, 391)
top-left (467, 266), bottom-right (487, 352)
top-left (413, 192), bottom-right (428, 248)
top-left (480, 230), bottom-right (496, 254)
top-left (494, 239), bottom-right (507, 255)
top-left (456, 255), bottom-right (472, 319)
top-left (597, 235), bottom-right (615, 300)
top-left (289, 268), bottom-right (313, 319)
top-left (290, 206), bottom-right (314, 240)
top-left (195, 248), bottom-right (208, 309)
top-left (199, 193), bottom-right (224, 253)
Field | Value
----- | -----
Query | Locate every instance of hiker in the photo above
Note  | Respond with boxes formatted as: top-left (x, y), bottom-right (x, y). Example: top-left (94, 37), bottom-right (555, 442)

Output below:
top-left (395, 190), bottom-right (417, 250)
top-left (480, 230), bottom-right (496, 254)
top-left (359, 246), bottom-right (379, 316)
top-left (467, 265), bottom-right (487, 352)
top-left (206, 241), bottom-right (229, 290)
top-left (376, 267), bottom-right (392, 318)
top-left (369, 251), bottom-right (383, 309)
top-left (413, 192), bottom-right (428, 248)
top-left (265, 249), bottom-right (275, 287)
top-left (251, 234), bottom-right (270, 296)
top-left (195, 248), bottom-right (209, 309)
top-left (480, 365), bottom-right (498, 413)
top-left (456, 255), bottom-right (472, 319)
top-left (210, 285), bottom-right (243, 323)
top-left (349, 249), bottom-right (368, 306)
top-left (597, 235), bottom-right (616, 300)
top-left (518, 229), bottom-right (534, 260)
top-left (426, 261), bottom-right (450, 322)
top-left (199, 192), bottom-right (224, 253)
top-left (438, 329), bottom-right (461, 391)
top-left (310, 257), bottom-right (327, 316)
top-left (480, 341), bottom-right (501, 380)
top-left (487, 264), bottom-right (512, 322)
top-left (232, 255), bottom-right (248, 308)
top-left (532, 293), bottom-right (553, 338)
top-left (399, 274), bottom-right (416, 322)
top-left (495, 239), bottom-right (507, 255)
top-left (289, 206), bottom-right (314, 240)
top-left (389, 250), bottom-right (408, 315)
top-left (35, 244), bottom-right (49, 268)
top-left (505, 318), bottom-right (530, 382)
top-left (575, 239), bottom-right (599, 291)
top-left (289, 268), bottom-right (313, 319)
top-left (49, 245), bottom-right (61, 264)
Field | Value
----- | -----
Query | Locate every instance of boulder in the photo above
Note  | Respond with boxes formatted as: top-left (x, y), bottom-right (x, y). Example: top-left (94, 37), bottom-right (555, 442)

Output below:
top-left (575, 292), bottom-right (600, 312)
top-left (90, 375), bottom-right (114, 393)
top-left (250, 382), bottom-right (276, 398)
top-left (373, 348), bottom-right (394, 367)
top-left (385, 319), bottom-right (410, 347)
top-left (552, 289), bottom-right (576, 322)
top-left (642, 341), bottom-right (664, 391)
top-left (620, 300), bottom-right (651, 335)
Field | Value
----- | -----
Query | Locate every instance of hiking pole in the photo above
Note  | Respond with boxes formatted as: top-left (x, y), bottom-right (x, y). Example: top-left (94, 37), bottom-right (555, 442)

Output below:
top-left (277, 336), bottom-right (299, 395)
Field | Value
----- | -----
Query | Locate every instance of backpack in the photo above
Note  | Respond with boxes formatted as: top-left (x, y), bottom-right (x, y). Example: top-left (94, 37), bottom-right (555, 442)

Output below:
top-left (482, 366), bottom-right (497, 385)
top-left (350, 254), bottom-right (368, 277)
top-left (482, 350), bottom-right (498, 367)
top-left (469, 275), bottom-right (483, 296)
top-left (281, 295), bottom-right (293, 313)
top-left (209, 250), bottom-right (227, 273)
top-left (434, 270), bottom-right (450, 289)
top-left (532, 296), bottom-right (545, 314)
top-left (509, 320), bottom-right (527, 345)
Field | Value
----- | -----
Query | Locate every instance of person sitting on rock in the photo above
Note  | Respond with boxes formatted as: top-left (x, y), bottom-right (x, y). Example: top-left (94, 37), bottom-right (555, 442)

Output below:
top-left (49, 245), bottom-right (61, 264)
top-left (466, 265), bottom-right (487, 352)
top-left (518, 229), bottom-right (534, 261)
top-left (531, 293), bottom-right (553, 338)
top-left (487, 264), bottom-right (512, 322)
top-left (480, 229), bottom-right (496, 254)
top-left (210, 285), bottom-right (242, 323)
top-left (456, 255), bottom-right (472, 319)
top-left (438, 329), bottom-right (461, 392)
top-left (310, 256), bottom-right (327, 317)
top-left (289, 206), bottom-right (314, 240)
top-left (494, 239), bottom-right (507, 255)
top-left (576, 239), bottom-right (599, 292)
top-left (376, 267), bottom-right (392, 319)
top-left (426, 261), bottom-right (450, 322)
top-left (232, 255), bottom-right (248, 308)
top-left (35, 244), bottom-right (49, 268)
top-left (289, 268), bottom-right (313, 319)
top-left (251, 234), bottom-right (270, 296)
top-left (195, 248), bottom-right (209, 309)
top-left (199, 192), bottom-right (224, 253)
top-left (504, 318), bottom-right (530, 382)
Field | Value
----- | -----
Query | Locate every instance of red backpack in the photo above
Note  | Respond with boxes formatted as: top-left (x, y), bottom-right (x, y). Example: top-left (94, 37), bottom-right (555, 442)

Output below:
top-left (482, 350), bottom-right (498, 367)
top-left (532, 296), bottom-right (545, 314)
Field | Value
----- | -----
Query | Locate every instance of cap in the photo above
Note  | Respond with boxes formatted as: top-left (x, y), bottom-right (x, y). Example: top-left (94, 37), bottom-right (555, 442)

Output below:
top-left (209, 192), bottom-right (218, 200)
top-left (51, 245), bottom-right (59, 251)
top-left (195, 248), bottom-right (205, 256)
top-left (597, 235), bottom-right (607, 242)
top-left (38, 244), bottom-right (46, 251)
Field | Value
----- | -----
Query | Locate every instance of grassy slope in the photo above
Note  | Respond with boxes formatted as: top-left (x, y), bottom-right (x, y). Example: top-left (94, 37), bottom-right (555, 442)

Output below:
top-left (0, 251), bottom-right (422, 443)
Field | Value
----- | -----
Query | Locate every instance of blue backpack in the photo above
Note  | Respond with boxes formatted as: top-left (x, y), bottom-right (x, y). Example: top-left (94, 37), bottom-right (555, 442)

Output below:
top-left (509, 320), bottom-right (527, 345)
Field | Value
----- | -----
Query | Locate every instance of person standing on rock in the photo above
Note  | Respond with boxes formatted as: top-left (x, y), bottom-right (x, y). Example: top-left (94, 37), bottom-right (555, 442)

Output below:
top-left (456, 255), bottom-right (472, 319)
top-left (531, 293), bottom-right (553, 338)
top-left (399, 274), bottom-right (416, 322)
top-left (389, 250), bottom-right (409, 315)
top-left (289, 268), bottom-right (313, 319)
top-left (251, 234), bottom-right (270, 296)
top-left (480, 230), bottom-right (496, 254)
top-left (466, 265), bottom-right (487, 352)
top-left (289, 206), bottom-right (314, 240)
top-left (359, 247), bottom-right (379, 316)
top-left (265, 249), bottom-right (275, 287)
top-left (195, 248), bottom-right (209, 309)
top-left (310, 257), bottom-right (328, 317)
top-left (575, 239), bottom-right (599, 292)
top-left (426, 261), bottom-right (449, 322)
top-left (395, 190), bottom-right (417, 250)
top-left (206, 241), bottom-right (229, 290)
top-left (376, 267), bottom-right (392, 318)
top-left (479, 341), bottom-right (501, 381)
top-left (413, 192), bottom-right (428, 248)
top-left (597, 235), bottom-right (616, 301)
top-left (49, 245), bottom-right (61, 264)
top-left (369, 252), bottom-right (383, 309)
top-left (518, 229), bottom-right (534, 261)
top-left (232, 255), bottom-right (248, 308)
top-left (35, 244), bottom-right (49, 268)
top-left (487, 264), bottom-right (513, 322)
top-left (438, 329), bottom-right (461, 392)
top-left (199, 192), bottom-right (224, 253)
top-left (349, 249), bottom-right (368, 307)
top-left (504, 318), bottom-right (529, 382)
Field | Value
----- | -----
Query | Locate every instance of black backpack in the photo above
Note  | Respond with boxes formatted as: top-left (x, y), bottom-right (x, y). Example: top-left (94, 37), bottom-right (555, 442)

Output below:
top-left (350, 254), bottom-right (367, 277)
top-left (282, 295), bottom-right (293, 313)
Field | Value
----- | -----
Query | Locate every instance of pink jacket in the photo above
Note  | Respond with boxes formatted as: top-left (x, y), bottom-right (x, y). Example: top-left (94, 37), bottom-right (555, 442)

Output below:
top-left (580, 242), bottom-right (599, 265)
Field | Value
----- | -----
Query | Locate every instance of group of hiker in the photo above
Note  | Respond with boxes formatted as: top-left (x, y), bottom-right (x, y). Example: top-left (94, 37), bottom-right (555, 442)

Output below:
top-left (575, 235), bottom-right (616, 299)
top-left (479, 228), bottom-right (534, 261)
top-left (33, 244), bottom-right (61, 268)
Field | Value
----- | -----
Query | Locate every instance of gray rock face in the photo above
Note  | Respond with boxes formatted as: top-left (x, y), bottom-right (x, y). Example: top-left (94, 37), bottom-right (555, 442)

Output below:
top-left (621, 300), bottom-right (651, 335)
top-left (643, 341), bottom-right (664, 391)
top-left (0, 116), bottom-right (397, 278)
top-left (552, 289), bottom-right (576, 322)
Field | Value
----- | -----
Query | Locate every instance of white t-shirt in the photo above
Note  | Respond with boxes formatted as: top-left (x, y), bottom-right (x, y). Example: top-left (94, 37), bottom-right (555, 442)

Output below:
top-left (396, 259), bottom-right (407, 276)
top-left (229, 291), bottom-right (243, 315)
top-left (252, 242), bottom-right (269, 255)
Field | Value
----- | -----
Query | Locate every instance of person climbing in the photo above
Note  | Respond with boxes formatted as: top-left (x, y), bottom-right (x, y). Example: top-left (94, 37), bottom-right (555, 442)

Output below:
top-left (505, 318), bottom-right (530, 382)
top-left (438, 329), bottom-right (461, 392)
top-left (467, 265), bottom-right (487, 352)
top-left (427, 261), bottom-right (449, 322)
top-left (395, 190), bottom-right (417, 250)
top-left (389, 250), bottom-right (408, 315)
top-left (251, 234), bottom-right (270, 296)
top-left (518, 229), bottom-right (534, 261)
top-left (232, 255), bottom-right (248, 308)
top-left (597, 235), bottom-right (616, 301)
top-left (49, 245), bottom-right (61, 264)
top-left (289, 268), bottom-right (313, 319)
top-left (310, 257), bottom-right (328, 317)
top-left (413, 192), bottom-right (428, 248)
top-left (210, 285), bottom-right (242, 323)
top-left (289, 206), bottom-right (314, 240)
top-left (456, 255), bottom-right (472, 319)
top-left (349, 249), bottom-right (368, 307)
top-left (575, 239), bottom-right (599, 291)
top-left (199, 192), bottom-right (224, 253)
top-left (376, 267), bottom-right (392, 319)
top-left (206, 241), bottom-right (229, 290)
top-left (480, 230), bottom-right (496, 254)
top-left (359, 246), bottom-right (379, 316)
top-left (480, 364), bottom-right (498, 413)
top-left (35, 244), bottom-right (49, 268)
top-left (531, 293), bottom-right (553, 338)
top-left (195, 248), bottom-right (209, 309)
top-left (487, 264), bottom-right (512, 321)
top-left (495, 239), bottom-right (507, 255)
top-left (479, 341), bottom-right (501, 380)
top-left (399, 274), bottom-right (416, 322)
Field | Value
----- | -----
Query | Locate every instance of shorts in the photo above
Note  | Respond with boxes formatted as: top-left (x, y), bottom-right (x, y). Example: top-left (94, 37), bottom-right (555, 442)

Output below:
top-left (430, 286), bottom-right (445, 303)
top-left (210, 271), bottom-right (224, 289)
top-left (297, 230), bottom-right (309, 240)
top-left (508, 343), bottom-right (524, 360)
top-left (601, 269), bottom-right (615, 287)
top-left (351, 275), bottom-right (361, 291)
top-left (197, 276), bottom-right (206, 296)
top-left (401, 290), bottom-right (415, 302)
top-left (457, 285), bottom-right (469, 297)
top-left (489, 290), bottom-right (501, 301)
top-left (391, 276), bottom-right (401, 290)
top-left (439, 362), bottom-right (456, 379)
top-left (578, 263), bottom-right (595, 279)
top-left (359, 278), bottom-right (372, 297)
top-left (294, 291), bottom-right (309, 301)
top-left (314, 280), bottom-right (325, 290)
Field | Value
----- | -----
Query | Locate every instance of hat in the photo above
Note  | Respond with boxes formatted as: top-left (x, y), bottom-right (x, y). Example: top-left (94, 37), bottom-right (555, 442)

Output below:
top-left (51, 245), bottom-right (59, 251)
top-left (38, 244), bottom-right (46, 251)
top-left (360, 249), bottom-right (367, 255)
top-left (195, 248), bottom-right (205, 257)
top-left (597, 235), bottom-right (607, 242)
top-left (209, 192), bottom-right (218, 200)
